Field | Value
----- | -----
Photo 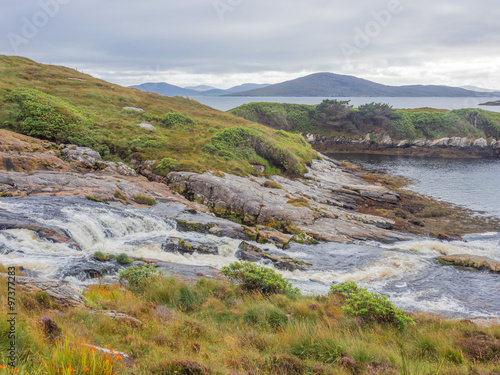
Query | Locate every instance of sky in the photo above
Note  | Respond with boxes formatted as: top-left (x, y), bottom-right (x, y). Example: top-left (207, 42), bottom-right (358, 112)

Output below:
top-left (1, 0), bottom-right (500, 89)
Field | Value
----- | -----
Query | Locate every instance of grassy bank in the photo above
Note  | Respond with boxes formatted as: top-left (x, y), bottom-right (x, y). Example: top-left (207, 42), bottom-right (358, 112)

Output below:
top-left (0, 56), bottom-right (316, 177)
top-left (1, 263), bottom-right (499, 374)
top-left (229, 101), bottom-right (500, 141)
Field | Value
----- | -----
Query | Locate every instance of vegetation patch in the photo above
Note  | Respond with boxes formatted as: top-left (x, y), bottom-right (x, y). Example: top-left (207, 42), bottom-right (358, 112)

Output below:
top-left (330, 282), bottom-right (415, 330)
top-left (263, 180), bottom-right (284, 189)
top-left (133, 194), bottom-right (158, 206)
top-left (221, 261), bottom-right (299, 295)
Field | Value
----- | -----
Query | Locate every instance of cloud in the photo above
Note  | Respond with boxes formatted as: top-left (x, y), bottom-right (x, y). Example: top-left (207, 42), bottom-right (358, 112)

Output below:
top-left (1, 0), bottom-right (500, 89)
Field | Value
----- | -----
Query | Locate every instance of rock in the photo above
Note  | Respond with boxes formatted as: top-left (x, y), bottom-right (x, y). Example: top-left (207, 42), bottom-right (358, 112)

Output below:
top-left (61, 145), bottom-right (101, 168)
top-left (138, 123), bottom-right (156, 131)
top-left (381, 135), bottom-right (392, 145)
top-left (162, 237), bottom-right (219, 255)
top-left (473, 138), bottom-right (488, 148)
top-left (138, 259), bottom-right (220, 280)
top-left (469, 318), bottom-right (500, 328)
top-left (411, 139), bottom-right (427, 147)
top-left (235, 241), bottom-right (263, 262)
top-left (251, 164), bottom-right (265, 173)
top-left (396, 140), bottom-right (409, 147)
top-left (176, 220), bottom-right (214, 234)
top-left (438, 254), bottom-right (500, 273)
top-left (430, 138), bottom-right (450, 147)
top-left (97, 161), bottom-right (137, 177)
top-left (235, 241), bottom-right (311, 271)
top-left (122, 106), bottom-right (144, 112)
top-left (13, 275), bottom-right (85, 307)
top-left (57, 259), bottom-right (124, 281)
top-left (89, 309), bottom-right (142, 327)
top-left (491, 139), bottom-right (497, 148)
top-left (291, 233), bottom-right (319, 244)
top-left (459, 137), bottom-right (472, 148)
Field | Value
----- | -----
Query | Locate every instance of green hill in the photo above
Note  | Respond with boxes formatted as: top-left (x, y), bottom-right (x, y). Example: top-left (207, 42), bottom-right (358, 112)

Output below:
top-left (0, 56), bottom-right (316, 177)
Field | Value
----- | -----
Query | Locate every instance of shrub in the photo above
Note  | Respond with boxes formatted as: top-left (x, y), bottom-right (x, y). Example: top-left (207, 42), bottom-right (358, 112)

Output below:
top-left (266, 355), bottom-right (304, 375)
top-left (221, 261), bottom-right (299, 295)
top-left (161, 112), bottom-right (195, 128)
top-left (156, 157), bottom-right (179, 174)
top-left (118, 264), bottom-right (163, 289)
top-left (116, 253), bottom-right (132, 264)
top-left (93, 251), bottom-right (113, 261)
top-left (134, 194), bottom-right (158, 206)
top-left (330, 282), bottom-right (415, 330)
top-left (38, 316), bottom-right (61, 338)
top-left (176, 285), bottom-right (197, 311)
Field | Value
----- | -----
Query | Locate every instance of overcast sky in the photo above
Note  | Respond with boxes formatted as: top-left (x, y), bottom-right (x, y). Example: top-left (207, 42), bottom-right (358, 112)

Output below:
top-left (2, 0), bottom-right (500, 89)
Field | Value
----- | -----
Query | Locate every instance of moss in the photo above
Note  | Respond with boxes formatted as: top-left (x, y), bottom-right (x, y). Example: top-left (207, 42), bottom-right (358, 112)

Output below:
top-left (287, 197), bottom-right (310, 208)
top-left (291, 233), bottom-right (319, 245)
top-left (263, 180), bottom-right (283, 189)
top-left (113, 190), bottom-right (127, 201)
top-left (176, 220), bottom-right (213, 234)
top-left (85, 196), bottom-right (109, 204)
top-left (133, 194), bottom-right (158, 206)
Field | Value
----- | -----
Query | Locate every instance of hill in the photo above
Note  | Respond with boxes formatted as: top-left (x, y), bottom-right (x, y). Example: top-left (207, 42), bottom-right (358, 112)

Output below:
top-left (129, 82), bottom-right (201, 96)
top-left (227, 72), bottom-right (500, 97)
top-left (0, 55), bottom-right (316, 177)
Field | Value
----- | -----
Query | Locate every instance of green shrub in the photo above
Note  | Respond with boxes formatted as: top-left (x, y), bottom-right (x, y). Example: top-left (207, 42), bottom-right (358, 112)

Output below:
top-left (244, 304), bottom-right (288, 330)
top-left (118, 264), bottom-right (163, 289)
top-left (116, 253), bottom-right (132, 265)
top-left (134, 194), bottom-right (158, 206)
top-left (161, 112), bottom-right (195, 128)
top-left (221, 261), bottom-right (299, 295)
top-left (156, 157), bottom-right (179, 174)
top-left (93, 251), bottom-right (113, 261)
top-left (291, 336), bottom-right (344, 363)
top-left (330, 282), bottom-right (415, 330)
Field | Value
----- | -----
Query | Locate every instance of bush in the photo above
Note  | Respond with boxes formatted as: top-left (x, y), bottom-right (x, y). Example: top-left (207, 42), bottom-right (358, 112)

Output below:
top-left (161, 112), bottom-right (195, 128)
top-left (93, 251), bottom-right (113, 261)
top-left (330, 282), bottom-right (414, 330)
top-left (118, 264), bottom-right (163, 289)
top-left (134, 194), bottom-right (158, 206)
top-left (221, 261), bottom-right (299, 295)
top-left (156, 157), bottom-right (179, 175)
top-left (116, 253), bottom-right (132, 264)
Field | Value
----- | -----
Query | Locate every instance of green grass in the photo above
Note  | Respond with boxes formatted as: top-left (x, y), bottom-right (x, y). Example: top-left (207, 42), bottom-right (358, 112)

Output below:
top-left (0, 55), bottom-right (317, 177)
top-left (1, 267), bottom-right (499, 374)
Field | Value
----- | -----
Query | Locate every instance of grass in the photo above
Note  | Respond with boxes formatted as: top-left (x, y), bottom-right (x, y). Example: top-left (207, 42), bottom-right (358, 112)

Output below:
top-left (0, 55), bottom-right (317, 177)
top-left (1, 265), bottom-right (499, 374)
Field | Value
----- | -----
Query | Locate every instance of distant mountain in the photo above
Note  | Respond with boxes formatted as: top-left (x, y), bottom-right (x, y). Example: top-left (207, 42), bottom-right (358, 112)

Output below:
top-left (227, 73), bottom-right (500, 97)
top-left (461, 85), bottom-right (500, 93)
top-left (130, 82), bottom-right (270, 97)
top-left (184, 85), bottom-right (217, 91)
top-left (129, 82), bottom-right (200, 96)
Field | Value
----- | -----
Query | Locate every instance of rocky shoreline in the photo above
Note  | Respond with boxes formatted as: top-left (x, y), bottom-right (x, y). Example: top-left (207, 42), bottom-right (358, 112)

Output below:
top-left (308, 133), bottom-right (500, 157)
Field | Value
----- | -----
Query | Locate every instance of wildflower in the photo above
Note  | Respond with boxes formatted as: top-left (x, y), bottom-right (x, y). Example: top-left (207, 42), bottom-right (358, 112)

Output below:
top-left (115, 355), bottom-right (123, 360)
top-left (0, 366), bottom-right (6, 370)
top-left (110, 349), bottom-right (115, 354)
top-left (11, 370), bottom-right (19, 374)
top-left (105, 344), bottom-right (111, 347)
top-left (83, 366), bottom-right (89, 372)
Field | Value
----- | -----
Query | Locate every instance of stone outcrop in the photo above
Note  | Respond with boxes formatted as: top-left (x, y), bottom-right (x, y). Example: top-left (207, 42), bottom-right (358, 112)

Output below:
top-left (438, 254), bottom-right (500, 273)
top-left (168, 155), bottom-right (408, 243)
top-left (311, 133), bottom-right (500, 157)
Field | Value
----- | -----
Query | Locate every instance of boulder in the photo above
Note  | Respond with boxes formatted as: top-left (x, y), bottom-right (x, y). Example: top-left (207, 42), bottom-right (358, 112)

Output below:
top-left (430, 138), bottom-right (450, 147)
top-left (235, 241), bottom-right (311, 271)
top-left (138, 123), bottom-right (156, 131)
top-left (61, 145), bottom-right (101, 168)
top-left (381, 135), bottom-right (392, 145)
top-left (14, 276), bottom-right (85, 307)
top-left (473, 138), bottom-right (488, 148)
top-left (122, 106), bottom-right (144, 112)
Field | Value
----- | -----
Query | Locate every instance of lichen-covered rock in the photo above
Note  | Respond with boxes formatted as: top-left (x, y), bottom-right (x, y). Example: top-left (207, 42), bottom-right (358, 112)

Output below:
top-left (473, 138), bottom-right (488, 148)
top-left (61, 145), bottom-right (101, 168)
top-left (138, 123), bottom-right (156, 131)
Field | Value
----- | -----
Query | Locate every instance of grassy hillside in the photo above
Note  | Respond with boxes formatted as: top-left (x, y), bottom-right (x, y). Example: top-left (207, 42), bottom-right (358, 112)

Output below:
top-left (229, 101), bottom-right (500, 141)
top-left (0, 56), bottom-right (316, 177)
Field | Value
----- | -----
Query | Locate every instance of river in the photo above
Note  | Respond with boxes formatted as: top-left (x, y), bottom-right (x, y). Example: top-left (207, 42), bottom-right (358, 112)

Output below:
top-left (0, 157), bottom-right (498, 318)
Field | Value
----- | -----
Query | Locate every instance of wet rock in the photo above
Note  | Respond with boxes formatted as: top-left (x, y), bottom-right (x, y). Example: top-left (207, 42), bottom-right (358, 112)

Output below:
top-left (438, 254), bottom-right (500, 273)
top-left (162, 237), bottom-right (219, 255)
top-left (235, 241), bottom-right (311, 271)
top-left (176, 220), bottom-right (214, 234)
top-left (58, 259), bottom-right (123, 281)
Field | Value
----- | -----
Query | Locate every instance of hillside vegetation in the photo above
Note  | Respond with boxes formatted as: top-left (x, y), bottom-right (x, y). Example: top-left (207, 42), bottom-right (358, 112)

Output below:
top-left (1, 263), bottom-right (499, 374)
top-left (229, 100), bottom-right (500, 141)
top-left (0, 56), bottom-right (316, 177)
